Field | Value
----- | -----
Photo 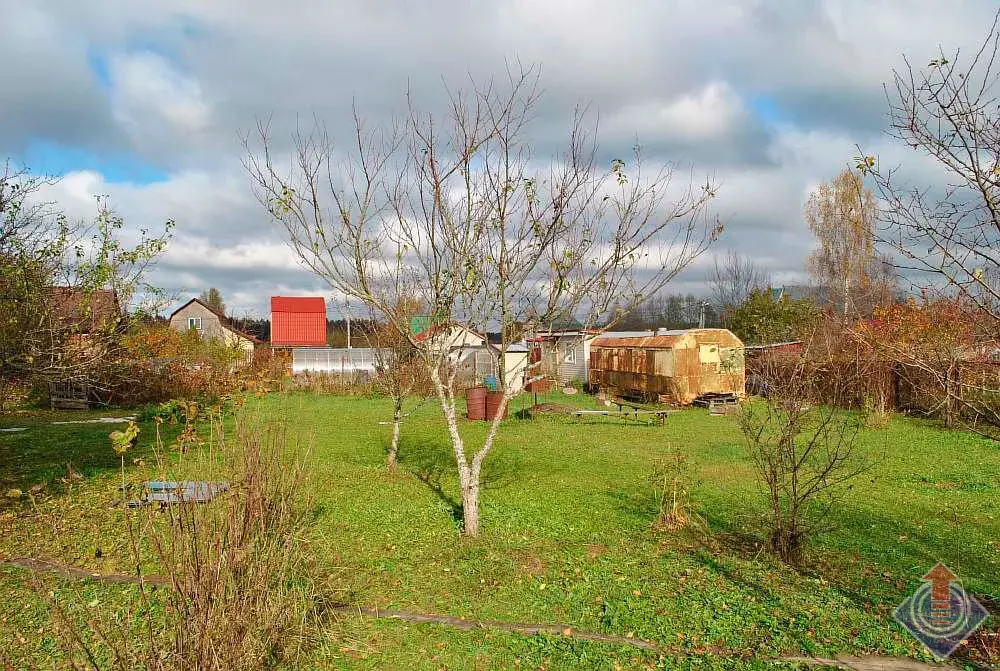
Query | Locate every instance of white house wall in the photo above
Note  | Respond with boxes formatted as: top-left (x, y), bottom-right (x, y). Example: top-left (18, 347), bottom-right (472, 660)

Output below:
top-left (502, 351), bottom-right (528, 392)
top-left (550, 337), bottom-right (587, 384)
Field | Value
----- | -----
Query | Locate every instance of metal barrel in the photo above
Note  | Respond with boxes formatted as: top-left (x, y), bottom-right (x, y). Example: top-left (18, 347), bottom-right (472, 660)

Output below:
top-left (484, 391), bottom-right (508, 421)
top-left (466, 386), bottom-right (487, 420)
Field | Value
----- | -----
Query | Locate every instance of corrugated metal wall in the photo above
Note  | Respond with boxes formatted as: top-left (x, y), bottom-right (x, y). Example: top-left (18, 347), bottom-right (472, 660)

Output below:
top-left (588, 330), bottom-right (745, 404)
top-left (273, 312), bottom-right (327, 347)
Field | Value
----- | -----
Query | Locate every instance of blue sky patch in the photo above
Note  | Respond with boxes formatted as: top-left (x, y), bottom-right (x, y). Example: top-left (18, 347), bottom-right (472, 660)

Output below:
top-left (22, 140), bottom-right (169, 184)
top-left (747, 94), bottom-right (788, 126)
top-left (87, 50), bottom-right (112, 89)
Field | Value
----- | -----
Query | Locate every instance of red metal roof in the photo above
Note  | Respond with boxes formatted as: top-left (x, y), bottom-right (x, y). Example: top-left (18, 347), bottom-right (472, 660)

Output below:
top-left (270, 296), bottom-right (327, 346)
top-left (271, 296), bottom-right (326, 313)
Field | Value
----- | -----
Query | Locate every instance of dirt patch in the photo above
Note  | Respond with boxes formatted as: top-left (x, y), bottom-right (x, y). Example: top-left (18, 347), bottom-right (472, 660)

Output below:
top-left (333, 606), bottom-right (961, 666)
top-left (964, 595), bottom-right (999, 666)
top-left (528, 403), bottom-right (575, 415)
top-left (786, 655), bottom-right (960, 671)
top-left (516, 552), bottom-right (547, 576)
top-left (586, 544), bottom-right (607, 559)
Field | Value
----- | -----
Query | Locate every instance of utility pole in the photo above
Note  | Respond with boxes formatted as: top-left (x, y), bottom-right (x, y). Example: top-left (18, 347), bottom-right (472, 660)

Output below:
top-left (345, 298), bottom-right (352, 349)
top-left (698, 301), bottom-right (707, 329)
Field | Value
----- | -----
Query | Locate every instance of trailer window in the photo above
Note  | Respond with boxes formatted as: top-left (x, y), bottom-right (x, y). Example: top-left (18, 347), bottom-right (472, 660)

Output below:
top-left (699, 344), bottom-right (720, 364)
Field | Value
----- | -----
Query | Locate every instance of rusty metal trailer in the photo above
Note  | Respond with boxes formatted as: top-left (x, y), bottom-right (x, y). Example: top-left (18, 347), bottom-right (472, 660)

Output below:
top-left (588, 328), bottom-right (745, 405)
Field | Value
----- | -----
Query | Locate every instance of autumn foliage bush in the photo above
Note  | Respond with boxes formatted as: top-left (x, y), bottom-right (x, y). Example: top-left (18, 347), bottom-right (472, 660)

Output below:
top-left (92, 323), bottom-right (285, 408)
top-left (746, 298), bottom-right (1000, 435)
top-left (852, 297), bottom-right (1000, 430)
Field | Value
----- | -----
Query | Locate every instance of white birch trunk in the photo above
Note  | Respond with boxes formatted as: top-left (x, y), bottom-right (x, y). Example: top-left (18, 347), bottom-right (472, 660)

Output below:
top-left (429, 362), bottom-right (483, 535)
top-left (388, 400), bottom-right (402, 472)
top-left (427, 360), bottom-right (517, 537)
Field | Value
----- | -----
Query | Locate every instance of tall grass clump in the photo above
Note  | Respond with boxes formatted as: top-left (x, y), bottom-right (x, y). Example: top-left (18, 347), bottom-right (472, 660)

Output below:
top-left (46, 403), bottom-right (327, 670)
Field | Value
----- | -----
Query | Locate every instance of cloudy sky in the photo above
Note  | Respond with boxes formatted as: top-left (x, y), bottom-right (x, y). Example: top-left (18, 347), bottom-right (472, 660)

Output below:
top-left (4, 0), bottom-right (997, 318)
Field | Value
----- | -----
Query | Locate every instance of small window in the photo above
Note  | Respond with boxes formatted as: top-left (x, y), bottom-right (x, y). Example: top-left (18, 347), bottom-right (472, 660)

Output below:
top-left (188, 317), bottom-right (202, 330)
top-left (699, 343), bottom-right (720, 364)
top-left (564, 346), bottom-right (576, 364)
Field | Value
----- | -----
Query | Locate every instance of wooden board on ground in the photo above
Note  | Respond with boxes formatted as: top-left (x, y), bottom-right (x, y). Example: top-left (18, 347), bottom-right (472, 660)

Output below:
top-left (126, 481), bottom-right (230, 507)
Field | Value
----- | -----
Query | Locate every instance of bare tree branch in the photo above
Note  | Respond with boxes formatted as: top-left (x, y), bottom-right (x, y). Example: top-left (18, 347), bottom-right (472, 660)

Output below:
top-left (244, 66), bottom-right (720, 536)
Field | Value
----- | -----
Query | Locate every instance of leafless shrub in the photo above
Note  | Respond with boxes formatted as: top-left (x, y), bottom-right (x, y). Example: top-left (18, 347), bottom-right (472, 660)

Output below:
top-left (283, 370), bottom-right (375, 396)
top-left (739, 349), bottom-right (869, 564)
top-left (45, 405), bottom-right (327, 670)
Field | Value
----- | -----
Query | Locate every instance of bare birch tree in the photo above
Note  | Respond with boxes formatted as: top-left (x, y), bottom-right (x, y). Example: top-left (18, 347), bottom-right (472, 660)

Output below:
top-left (709, 249), bottom-right (770, 315)
top-left (244, 67), bottom-right (721, 536)
top-left (858, 10), bottom-right (1000, 325)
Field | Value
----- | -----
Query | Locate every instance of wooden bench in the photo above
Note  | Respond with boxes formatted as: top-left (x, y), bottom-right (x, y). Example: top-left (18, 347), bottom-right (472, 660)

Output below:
top-left (572, 408), bottom-right (671, 425)
top-left (48, 381), bottom-right (90, 410)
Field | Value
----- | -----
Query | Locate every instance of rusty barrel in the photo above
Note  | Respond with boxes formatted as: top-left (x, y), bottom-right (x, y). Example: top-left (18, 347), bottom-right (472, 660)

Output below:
top-left (466, 386), bottom-right (487, 420)
top-left (484, 391), bottom-right (508, 421)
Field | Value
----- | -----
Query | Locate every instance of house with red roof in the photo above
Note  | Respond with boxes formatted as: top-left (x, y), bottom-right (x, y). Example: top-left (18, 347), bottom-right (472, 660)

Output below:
top-left (270, 296), bottom-right (327, 347)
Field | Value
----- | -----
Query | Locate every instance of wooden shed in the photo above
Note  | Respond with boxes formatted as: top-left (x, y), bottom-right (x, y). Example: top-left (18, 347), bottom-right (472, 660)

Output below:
top-left (588, 328), bottom-right (745, 405)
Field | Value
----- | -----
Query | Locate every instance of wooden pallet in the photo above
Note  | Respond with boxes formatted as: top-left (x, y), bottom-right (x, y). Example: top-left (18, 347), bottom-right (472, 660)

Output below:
top-left (693, 392), bottom-right (740, 415)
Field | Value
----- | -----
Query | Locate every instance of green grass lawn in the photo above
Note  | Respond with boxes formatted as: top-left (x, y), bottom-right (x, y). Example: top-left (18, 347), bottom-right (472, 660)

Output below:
top-left (1, 390), bottom-right (998, 669)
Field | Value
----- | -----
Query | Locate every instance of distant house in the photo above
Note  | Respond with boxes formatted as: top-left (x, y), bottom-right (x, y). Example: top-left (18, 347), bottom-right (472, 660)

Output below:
top-left (417, 322), bottom-right (528, 392)
top-left (270, 296), bottom-right (328, 347)
top-left (528, 329), bottom-right (600, 385)
top-left (528, 328), bottom-right (661, 386)
top-left (48, 287), bottom-right (121, 335)
top-left (45, 287), bottom-right (123, 409)
top-left (168, 298), bottom-right (258, 363)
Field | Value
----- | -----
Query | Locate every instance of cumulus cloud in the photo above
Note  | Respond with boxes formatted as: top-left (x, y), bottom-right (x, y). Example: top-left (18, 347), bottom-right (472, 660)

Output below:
top-left (109, 52), bottom-right (211, 143)
top-left (4, 0), bottom-right (999, 314)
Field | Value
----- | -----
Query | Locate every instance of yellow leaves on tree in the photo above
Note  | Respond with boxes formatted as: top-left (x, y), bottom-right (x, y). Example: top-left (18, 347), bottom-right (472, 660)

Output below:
top-left (804, 168), bottom-right (880, 314)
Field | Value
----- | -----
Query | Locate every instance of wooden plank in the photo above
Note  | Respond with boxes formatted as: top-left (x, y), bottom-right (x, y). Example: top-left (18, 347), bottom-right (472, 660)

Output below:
top-left (141, 481), bottom-right (229, 504)
top-left (51, 398), bottom-right (90, 410)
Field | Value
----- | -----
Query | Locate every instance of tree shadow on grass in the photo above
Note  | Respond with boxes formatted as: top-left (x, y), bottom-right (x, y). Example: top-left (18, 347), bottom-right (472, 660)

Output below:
top-left (604, 487), bottom-right (660, 528)
top-left (704, 499), bottom-right (1000, 623)
top-left (0, 418), bottom-right (185, 503)
top-left (394, 428), bottom-right (524, 530)
top-left (396, 433), bottom-right (463, 525)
